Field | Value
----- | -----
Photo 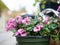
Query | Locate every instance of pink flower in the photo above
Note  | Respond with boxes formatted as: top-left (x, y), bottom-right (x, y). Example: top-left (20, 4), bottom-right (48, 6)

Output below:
top-left (45, 21), bottom-right (50, 24)
top-left (44, 16), bottom-right (49, 21)
top-left (43, 16), bottom-right (50, 24)
top-left (57, 6), bottom-right (60, 12)
top-left (33, 24), bottom-right (44, 32)
top-left (54, 19), bottom-right (58, 23)
top-left (22, 17), bottom-right (31, 25)
top-left (15, 16), bottom-right (23, 24)
top-left (6, 23), bottom-right (16, 31)
top-left (34, 25), bottom-right (41, 32)
top-left (16, 28), bottom-right (27, 36)
top-left (6, 18), bottom-right (17, 31)
top-left (54, 30), bottom-right (58, 33)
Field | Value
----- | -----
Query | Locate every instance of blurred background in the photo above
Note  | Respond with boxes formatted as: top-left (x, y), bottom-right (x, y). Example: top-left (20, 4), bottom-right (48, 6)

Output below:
top-left (0, 0), bottom-right (60, 45)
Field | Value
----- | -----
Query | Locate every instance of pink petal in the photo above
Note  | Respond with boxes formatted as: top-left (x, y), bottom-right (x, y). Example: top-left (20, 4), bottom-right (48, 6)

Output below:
top-left (8, 18), bottom-right (15, 24)
top-left (54, 19), bottom-right (58, 23)
top-left (6, 24), bottom-right (11, 31)
top-left (15, 32), bottom-right (19, 36)
top-left (15, 16), bottom-right (23, 24)
top-left (40, 25), bottom-right (44, 28)
top-left (57, 6), bottom-right (60, 12)
top-left (21, 33), bottom-right (27, 37)
top-left (18, 29), bottom-right (25, 34)
top-left (34, 26), bottom-right (41, 32)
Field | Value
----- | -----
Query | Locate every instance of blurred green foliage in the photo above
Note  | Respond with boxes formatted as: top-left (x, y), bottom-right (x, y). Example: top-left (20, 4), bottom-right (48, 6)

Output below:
top-left (0, 0), bottom-right (8, 10)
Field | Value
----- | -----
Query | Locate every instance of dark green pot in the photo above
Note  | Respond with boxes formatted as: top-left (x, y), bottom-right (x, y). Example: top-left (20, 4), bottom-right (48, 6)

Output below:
top-left (16, 36), bottom-right (50, 45)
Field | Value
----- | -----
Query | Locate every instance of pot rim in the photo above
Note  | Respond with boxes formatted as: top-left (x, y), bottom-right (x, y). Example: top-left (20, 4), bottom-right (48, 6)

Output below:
top-left (16, 36), bottom-right (50, 38)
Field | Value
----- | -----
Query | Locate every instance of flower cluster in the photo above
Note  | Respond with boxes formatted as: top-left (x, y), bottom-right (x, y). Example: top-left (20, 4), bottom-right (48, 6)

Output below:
top-left (6, 15), bottom-right (60, 38)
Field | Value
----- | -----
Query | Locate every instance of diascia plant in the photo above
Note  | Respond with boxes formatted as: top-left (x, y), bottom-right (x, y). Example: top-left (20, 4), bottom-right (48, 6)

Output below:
top-left (6, 14), bottom-right (60, 41)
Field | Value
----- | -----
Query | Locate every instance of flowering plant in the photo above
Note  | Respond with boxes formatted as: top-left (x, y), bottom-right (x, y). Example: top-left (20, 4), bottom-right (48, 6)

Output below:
top-left (6, 14), bottom-right (60, 41)
top-left (6, 6), bottom-right (60, 41)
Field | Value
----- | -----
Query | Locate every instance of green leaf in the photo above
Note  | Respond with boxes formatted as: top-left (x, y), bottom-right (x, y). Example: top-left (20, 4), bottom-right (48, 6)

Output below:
top-left (44, 28), bottom-right (50, 32)
top-left (48, 23), bottom-right (57, 30)
top-left (10, 29), bottom-right (16, 33)
top-left (26, 27), bottom-right (33, 31)
top-left (51, 35), bottom-right (59, 41)
top-left (39, 30), bottom-right (48, 36)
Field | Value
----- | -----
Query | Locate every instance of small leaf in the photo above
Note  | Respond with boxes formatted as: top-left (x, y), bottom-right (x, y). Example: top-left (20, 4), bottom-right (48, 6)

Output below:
top-left (44, 28), bottom-right (50, 32)
top-left (26, 27), bottom-right (33, 31)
